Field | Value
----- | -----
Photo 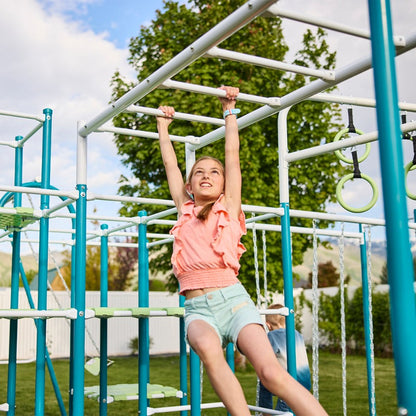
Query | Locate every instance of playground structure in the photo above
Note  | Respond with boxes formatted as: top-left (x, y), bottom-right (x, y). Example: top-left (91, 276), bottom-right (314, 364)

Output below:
top-left (1, 0), bottom-right (416, 415)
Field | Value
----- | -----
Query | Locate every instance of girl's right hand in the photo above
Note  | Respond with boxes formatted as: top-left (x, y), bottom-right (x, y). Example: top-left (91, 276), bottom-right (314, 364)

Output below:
top-left (156, 106), bottom-right (175, 129)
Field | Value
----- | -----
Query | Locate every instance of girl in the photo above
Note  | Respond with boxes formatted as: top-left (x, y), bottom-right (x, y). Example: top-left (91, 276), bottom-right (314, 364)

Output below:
top-left (156, 86), bottom-right (328, 416)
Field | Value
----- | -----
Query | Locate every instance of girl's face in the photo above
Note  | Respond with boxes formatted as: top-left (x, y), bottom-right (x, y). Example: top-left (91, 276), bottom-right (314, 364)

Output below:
top-left (186, 158), bottom-right (225, 203)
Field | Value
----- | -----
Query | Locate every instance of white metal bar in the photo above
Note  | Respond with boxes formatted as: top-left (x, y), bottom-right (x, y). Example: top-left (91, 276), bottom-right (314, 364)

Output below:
top-left (96, 125), bottom-right (199, 144)
top-left (127, 105), bottom-right (225, 126)
top-left (147, 238), bottom-right (174, 249)
top-left (0, 140), bottom-right (17, 148)
top-left (286, 120), bottom-right (416, 162)
top-left (78, 0), bottom-right (279, 137)
top-left (0, 109), bottom-right (44, 122)
top-left (18, 122), bottom-right (44, 147)
top-left (193, 31), bottom-right (416, 150)
top-left (43, 198), bottom-right (76, 217)
top-left (77, 120), bottom-right (87, 184)
top-left (92, 193), bottom-right (175, 206)
top-left (161, 79), bottom-right (280, 107)
top-left (0, 309), bottom-right (77, 319)
top-left (0, 185), bottom-right (78, 199)
top-left (310, 93), bottom-right (416, 112)
top-left (206, 46), bottom-right (335, 80)
top-left (265, 5), bottom-right (406, 47)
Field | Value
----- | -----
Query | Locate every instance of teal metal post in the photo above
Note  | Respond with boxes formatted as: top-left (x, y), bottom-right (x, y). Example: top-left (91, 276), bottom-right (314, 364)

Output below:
top-left (367, 1), bottom-right (416, 414)
top-left (138, 211), bottom-right (150, 416)
top-left (179, 295), bottom-right (188, 416)
top-left (35, 108), bottom-right (53, 415)
top-left (359, 225), bottom-right (376, 416)
top-left (280, 203), bottom-right (297, 378)
top-left (72, 182), bottom-right (87, 415)
top-left (99, 224), bottom-right (109, 415)
top-left (225, 343), bottom-right (235, 416)
top-left (7, 135), bottom-right (23, 416)
top-left (190, 349), bottom-right (201, 416)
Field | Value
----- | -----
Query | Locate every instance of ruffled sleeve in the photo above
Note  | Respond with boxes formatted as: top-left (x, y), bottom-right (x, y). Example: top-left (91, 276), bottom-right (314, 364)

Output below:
top-left (211, 200), bottom-right (246, 273)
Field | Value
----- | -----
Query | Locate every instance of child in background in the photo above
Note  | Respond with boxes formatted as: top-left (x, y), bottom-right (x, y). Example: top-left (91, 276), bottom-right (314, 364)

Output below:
top-left (259, 303), bottom-right (311, 415)
top-left (156, 86), bottom-right (327, 416)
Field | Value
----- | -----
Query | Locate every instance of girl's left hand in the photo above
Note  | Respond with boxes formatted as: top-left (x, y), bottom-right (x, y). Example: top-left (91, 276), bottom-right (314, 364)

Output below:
top-left (218, 86), bottom-right (239, 111)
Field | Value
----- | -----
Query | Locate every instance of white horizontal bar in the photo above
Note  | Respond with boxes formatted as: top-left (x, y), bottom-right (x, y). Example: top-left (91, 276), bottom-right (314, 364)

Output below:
top-left (79, 0), bottom-right (278, 136)
top-left (265, 5), bottom-right (406, 47)
top-left (311, 93), bottom-right (416, 112)
top-left (0, 185), bottom-right (78, 200)
top-left (206, 46), bottom-right (335, 80)
top-left (161, 78), bottom-right (280, 107)
top-left (91, 193), bottom-right (175, 207)
top-left (0, 403), bottom-right (9, 412)
top-left (127, 105), bottom-right (225, 126)
top-left (0, 109), bottom-right (44, 122)
top-left (286, 120), bottom-right (416, 162)
top-left (147, 238), bottom-right (174, 249)
top-left (0, 308), bottom-right (77, 319)
top-left (0, 140), bottom-right (16, 148)
top-left (96, 125), bottom-right (199, 144)
top-left (18, 122), bottom-right (44, 147)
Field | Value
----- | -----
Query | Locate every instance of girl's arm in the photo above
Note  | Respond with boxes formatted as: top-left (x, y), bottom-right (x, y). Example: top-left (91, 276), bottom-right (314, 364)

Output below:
top-left (219, 86), bottom-right (242, 220)
top-left (157, 106), bottom-right (190, 212)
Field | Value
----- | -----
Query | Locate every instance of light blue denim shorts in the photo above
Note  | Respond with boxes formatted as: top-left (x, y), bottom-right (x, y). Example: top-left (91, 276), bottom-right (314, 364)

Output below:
top-left (184, 283), bottom-right (264, 350)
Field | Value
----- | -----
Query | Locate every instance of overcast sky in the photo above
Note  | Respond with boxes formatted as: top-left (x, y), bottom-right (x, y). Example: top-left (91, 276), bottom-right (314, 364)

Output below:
top-left (0, 0), bottom-right (415, 249)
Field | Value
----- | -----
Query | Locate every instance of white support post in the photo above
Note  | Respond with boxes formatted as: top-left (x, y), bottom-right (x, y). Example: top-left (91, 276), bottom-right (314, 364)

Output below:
top-left (278, 107), bottom-right (291, 205)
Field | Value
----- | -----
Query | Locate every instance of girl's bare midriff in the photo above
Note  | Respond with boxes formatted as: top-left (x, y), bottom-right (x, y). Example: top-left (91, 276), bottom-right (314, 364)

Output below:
top-left (185, 287), bottom-right (220, 300)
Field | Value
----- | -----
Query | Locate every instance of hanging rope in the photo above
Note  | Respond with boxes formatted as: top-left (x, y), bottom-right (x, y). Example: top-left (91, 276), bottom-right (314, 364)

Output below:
top-left (262, 230), bottom-right (268, 306)
top-left (338, 224), bottom-right (347, 416)
top-left (365, 226), bottom-right (377, 416)
top-left (311, 220), bottom-right (320, 400)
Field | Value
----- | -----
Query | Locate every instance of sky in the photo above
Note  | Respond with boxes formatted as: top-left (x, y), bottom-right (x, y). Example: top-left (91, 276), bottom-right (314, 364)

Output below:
top-left (0, 0), bottom-right (415, 252)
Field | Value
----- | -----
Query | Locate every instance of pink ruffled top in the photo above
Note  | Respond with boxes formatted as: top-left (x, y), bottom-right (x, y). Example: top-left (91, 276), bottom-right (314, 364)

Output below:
top-left (170, 195), bottom-right (246, 295)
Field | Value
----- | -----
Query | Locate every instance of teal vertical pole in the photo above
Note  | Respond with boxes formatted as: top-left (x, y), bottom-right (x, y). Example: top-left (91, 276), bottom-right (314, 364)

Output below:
top-left (138, 211), bottom-right (150, 416)
top-left (99, 224), bottom-right (109, 416)
top-left (69, 242), bottom-right (76, 416)
top-left (225, 344), bottom-right (235, 416)
top-left (367, 1), bottom-right (416, 414)
top-left (35, 108), bottom-right (52, 415)
top-left (72, 182), bottom-right (87, 415)
top-left (189, 349), bottom-right (201, 416)
top-left (179, 295), bottom-right (188, 416)
top-left (7, 135), bottom-right (23, 416)
top-left (280, 203), bottom-right (297, 378)
top-left (359, 225), bottom-right (376, 416)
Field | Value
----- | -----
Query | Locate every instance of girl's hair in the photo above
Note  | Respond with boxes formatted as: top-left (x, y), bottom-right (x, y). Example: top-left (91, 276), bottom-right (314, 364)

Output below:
top-left (187, 156), bottom-right (224, 221)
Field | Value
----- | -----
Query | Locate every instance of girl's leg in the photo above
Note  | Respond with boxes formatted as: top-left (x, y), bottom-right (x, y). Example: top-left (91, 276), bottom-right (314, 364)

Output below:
top-left (237, 324), bottom-right (329, 416)
top-left (187, 320), bottom-right (251, 416)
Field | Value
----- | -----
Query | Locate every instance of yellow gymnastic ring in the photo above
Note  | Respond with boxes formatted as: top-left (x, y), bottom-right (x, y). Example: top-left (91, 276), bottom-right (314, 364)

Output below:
top-left (334, 128), bottom-right (370, 164)
top-left (336, 173), bottom-right (378, 213)
top-left (404, 161), bottom-right (416, 200)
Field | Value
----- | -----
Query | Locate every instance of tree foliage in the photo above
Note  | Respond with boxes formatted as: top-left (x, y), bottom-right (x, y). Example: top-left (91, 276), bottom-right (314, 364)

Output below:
top-left (110, 0), bottom-right (344, 297)
top-left (306, 260), bottom-right (351, 288)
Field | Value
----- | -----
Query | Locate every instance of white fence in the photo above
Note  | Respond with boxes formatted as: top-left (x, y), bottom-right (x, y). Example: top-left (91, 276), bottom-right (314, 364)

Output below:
top-left (0, 284), bottom-right (403, 361)
top-left (0, 289), bottom-right (182, 361)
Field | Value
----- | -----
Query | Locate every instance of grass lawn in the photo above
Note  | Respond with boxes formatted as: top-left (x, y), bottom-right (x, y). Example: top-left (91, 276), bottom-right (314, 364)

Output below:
top-left (0, 352), bottom-right (396, 415)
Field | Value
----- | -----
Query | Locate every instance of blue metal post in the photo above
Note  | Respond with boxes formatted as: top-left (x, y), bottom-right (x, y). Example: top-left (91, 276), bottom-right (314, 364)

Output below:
top-left (138, 211), bottom-right (150, 416)
top-left (189, 349), bottom-right (201, 416)
top-left (99, 224), bottom-right (109, 416)
top-left (179, 295), bottom-right (188, 416)
top-left (7, 135), bottom-right (23, 416)
top-left (35, 108), bottom-right (52, 415)
top-left (280, 202), bottom-right (297, 379)
top-left (359, 225), bottom-right (376, 416)
top-left (367, 1), bottom-right (416, 414)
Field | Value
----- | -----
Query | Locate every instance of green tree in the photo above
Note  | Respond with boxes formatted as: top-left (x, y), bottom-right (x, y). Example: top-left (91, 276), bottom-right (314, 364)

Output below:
top-left (379, 261), bottom-right (388, 284)
top-left (110, 0), bottom-right (344, 297)
top-left (307, 260), bottom-right (351, 288)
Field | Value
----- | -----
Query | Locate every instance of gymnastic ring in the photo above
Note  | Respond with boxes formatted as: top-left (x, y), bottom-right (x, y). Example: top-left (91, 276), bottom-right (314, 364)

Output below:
top-left (334, 128), bottom-right (370, 164)
top-left (404, 161), bottom-right (416, 200)
top-left (336, 173), bottom-right (379, 213)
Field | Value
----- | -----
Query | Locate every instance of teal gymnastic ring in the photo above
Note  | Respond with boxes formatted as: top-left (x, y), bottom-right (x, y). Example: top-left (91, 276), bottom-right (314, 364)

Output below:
top-left (336, 173), bottom-right (379, 213)
top-left (334, 128), bottom-right (370, 164)
top-left (404, 161), bottom-right (416, 200)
